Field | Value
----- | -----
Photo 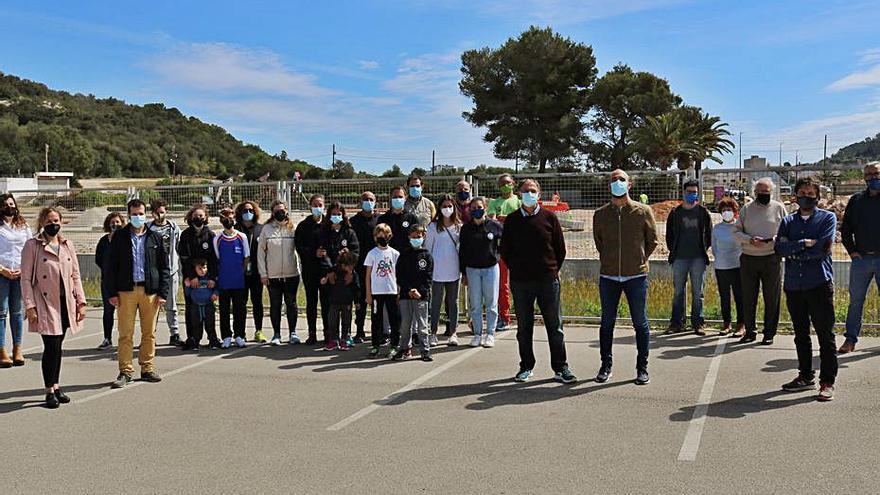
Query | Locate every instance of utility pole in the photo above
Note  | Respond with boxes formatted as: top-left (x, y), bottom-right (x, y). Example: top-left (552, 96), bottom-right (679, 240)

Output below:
top-left (738, 132), bottom-right (743, 186)
top-left (779, 142), bottom-right (782, 166)
top-left (431, 150), bottom-right (435, 175)
top-left (515, 152), bottom-right (519, 173)
top-left (796, 150), bottom-right (799, 166)
top-left (44, 143), bottom-right (49, 173)
top-left (823, 134), bottom-right (828, 167)
top-left (331, 144), bottom-right (336, 168)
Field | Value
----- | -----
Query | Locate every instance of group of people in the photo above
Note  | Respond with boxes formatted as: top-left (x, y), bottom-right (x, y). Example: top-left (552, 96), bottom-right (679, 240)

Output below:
top-left (1, 164), bottom-right (876, 408)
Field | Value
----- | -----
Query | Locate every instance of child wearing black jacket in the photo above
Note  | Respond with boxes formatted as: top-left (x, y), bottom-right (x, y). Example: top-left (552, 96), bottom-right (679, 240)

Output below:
top-left (394, 225), bottom-right (434, 361)
top-left (320, 251), bottom-right (361, 351)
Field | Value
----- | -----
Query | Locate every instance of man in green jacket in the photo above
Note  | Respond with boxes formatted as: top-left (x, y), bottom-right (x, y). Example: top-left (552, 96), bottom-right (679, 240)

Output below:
top-left (592, 169), bottom-right (658, 386)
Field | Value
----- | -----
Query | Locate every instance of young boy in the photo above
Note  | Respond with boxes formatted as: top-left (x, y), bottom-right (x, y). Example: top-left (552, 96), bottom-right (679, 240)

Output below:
top-left (183, 258), bottom-right (220, 350)
top-left (320, 251), bottom-right (361, 351)
top-left (395, 225), bottom-right (434, 361)
top-left (364, 223), bottom-right (401, 358)
top-left (213, 208), bottom-right (250, 349)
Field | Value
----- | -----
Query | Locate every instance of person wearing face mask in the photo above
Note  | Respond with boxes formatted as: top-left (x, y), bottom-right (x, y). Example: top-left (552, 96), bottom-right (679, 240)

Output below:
top-left (94, 212), bottom-right (125, 350)
top-left (591, 170), bottom-right (657, 386)
top-left (258, 200), bottom-right (301, 346)
top-left (146, 199), bottom-right (182, 347)
top-left (317, 202), bottom-right (360, 347)
top-left (296, 194), bottom-right (327, 346)
top-left (403, 175), bottom-right (436, 227)
top-left (234, 200), bottom-right (266, 343)
top-left (665, 180), bottom-right (712, 336)
top-left (350, 191), bottom-right (379, 343)
top-left (378, 186), bottom-right (421, 252)
top-left (425, 194), bottom-right (462, 346)
top-left (732, 177), bottom-right (787, 345)
top-left (0, 193), bottom-right (32, 367)
top-left (459, 197), bottom-right (503, 349)
top-left (711, 197), bottom-right (745, 337)
top-left (20, 207), bottom-right (87, 408)
top-left (364, 223), bottom-right (401, 358)
top-left (105, 199), bottom-right (170, 388)
top-left (454, 179), bottom-right (473, 223)
top-left (177, 204), bottom-right (219, 351)
top-left (774, 177), bottom-right (837, 402)
top-left (394, 225), bottom-right (434, 361)
top-left (213, 208), bottom-right (250, 349)
top-left (487, 174), bottom-right (521, 332)
top-left (839, 163), bottom-right (880, 353)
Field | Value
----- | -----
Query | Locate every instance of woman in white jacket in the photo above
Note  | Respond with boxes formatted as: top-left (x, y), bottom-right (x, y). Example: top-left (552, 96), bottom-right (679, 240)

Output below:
top-left (257, 200), bottom-right (301, 346)
top-left (425, 194), bottom-right (462, 346)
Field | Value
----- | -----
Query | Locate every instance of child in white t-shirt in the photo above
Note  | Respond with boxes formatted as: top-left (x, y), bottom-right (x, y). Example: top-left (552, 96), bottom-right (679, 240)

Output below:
top-left (364, 223), bottom-right (400, 357)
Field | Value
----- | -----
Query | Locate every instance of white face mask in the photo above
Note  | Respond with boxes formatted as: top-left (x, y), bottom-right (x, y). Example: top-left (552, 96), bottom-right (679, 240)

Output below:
top-left (441, 206), bottom-right (455, 218)
top-left (721, 210), bottom-right (735, 222)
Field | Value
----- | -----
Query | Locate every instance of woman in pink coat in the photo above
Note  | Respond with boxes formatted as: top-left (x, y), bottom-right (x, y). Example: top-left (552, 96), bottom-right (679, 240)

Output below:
top-left (20, 206), bottom-right (87, 409)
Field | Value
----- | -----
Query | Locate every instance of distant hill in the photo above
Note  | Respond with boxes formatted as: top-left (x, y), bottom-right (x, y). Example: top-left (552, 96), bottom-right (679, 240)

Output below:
top-left (0, 71), bottom-right (317, 180)
top-left (830, 133), bottom-right (880, 164)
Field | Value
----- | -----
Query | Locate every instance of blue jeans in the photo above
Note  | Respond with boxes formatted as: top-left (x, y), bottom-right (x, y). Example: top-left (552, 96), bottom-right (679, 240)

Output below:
top-left (466, 265), bottom-right (499, 337)
top-left (0, 277), bottom-right (23, 349)
top-left (670, 258), bottom-right (706, 328)
top-left (845, 255), bottom-right (880, 344)
top-left (512, 277), bottom-right (568, 373)
top-left (599, 276), bottom-right (650, 371)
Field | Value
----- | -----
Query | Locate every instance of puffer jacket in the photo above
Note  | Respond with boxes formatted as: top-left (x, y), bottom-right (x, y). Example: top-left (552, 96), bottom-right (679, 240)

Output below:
top-left (257, 220), bottom-right (300, 279)
top-left (593, 199), bottom-right (658, 277)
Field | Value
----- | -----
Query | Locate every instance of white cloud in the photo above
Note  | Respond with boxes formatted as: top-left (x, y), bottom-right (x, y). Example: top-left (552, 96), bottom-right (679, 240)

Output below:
top-left (827, 47), bottom-right (880, 92)
top-left (143, 42), bottom-right (336, 97)
top-left (358, 60), bottom-right (380, 70)
top-left (475, 0), bottom-right (690, 25)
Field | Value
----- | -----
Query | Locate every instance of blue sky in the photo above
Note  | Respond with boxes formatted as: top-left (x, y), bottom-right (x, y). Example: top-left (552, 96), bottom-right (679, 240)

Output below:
top-left (2, 0), bottom-right (880, 174)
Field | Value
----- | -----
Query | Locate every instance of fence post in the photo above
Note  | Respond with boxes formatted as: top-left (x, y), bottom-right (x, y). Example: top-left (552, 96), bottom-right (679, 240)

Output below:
top-left (127, 186), bottom-right (138, 202)
top-left (470, 174), bottom-right (478, 197)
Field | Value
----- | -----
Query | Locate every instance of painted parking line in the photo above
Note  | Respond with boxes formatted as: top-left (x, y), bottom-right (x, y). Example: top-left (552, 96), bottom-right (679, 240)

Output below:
top-left (678, 336), bottom-right (728, 462)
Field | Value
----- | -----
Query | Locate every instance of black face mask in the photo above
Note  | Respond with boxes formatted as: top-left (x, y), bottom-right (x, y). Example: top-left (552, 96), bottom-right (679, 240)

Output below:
top-left (376, 237), bottom-right (389, 247)
top-left (756, 193), bottom-right (771, 205)
top-left (190, 217), bottom-right (205, 228)
top-left (273, 210), bottom-right (288, 222)
top-left (797, 196), bottom-right (817, 210)
top-left (2, 207), bottom-right (17, 218)
top-left (221, 217), bottom-right (235, 229)
top-left (43, 223), bottom-right (61, 237)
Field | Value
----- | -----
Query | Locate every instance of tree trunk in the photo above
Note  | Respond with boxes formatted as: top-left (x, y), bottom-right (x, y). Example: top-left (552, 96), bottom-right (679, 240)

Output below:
top-left (539, 156), bottom-right (548, 173)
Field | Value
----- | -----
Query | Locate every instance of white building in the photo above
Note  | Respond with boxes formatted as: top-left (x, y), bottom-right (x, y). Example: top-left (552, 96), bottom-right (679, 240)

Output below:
top-left (0, 171), bottom-right (75, 194)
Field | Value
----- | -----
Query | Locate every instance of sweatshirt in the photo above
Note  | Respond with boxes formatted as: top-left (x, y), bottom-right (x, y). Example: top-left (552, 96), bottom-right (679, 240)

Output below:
top-left (396, 247), bottom-right (433, 301)
top-left (733, 199), bottom-right (787, 256)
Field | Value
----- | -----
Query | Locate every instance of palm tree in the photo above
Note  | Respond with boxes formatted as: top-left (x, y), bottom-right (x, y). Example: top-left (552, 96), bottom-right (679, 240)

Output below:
top-left (632, 113), bottom-right (688, 170)
top-left (677, 109), bottom-right (734, 171)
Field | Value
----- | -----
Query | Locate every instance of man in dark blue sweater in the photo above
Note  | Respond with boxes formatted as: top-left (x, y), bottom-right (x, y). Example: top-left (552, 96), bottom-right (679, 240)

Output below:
top-left (775, 177), bottom-right (837, 402)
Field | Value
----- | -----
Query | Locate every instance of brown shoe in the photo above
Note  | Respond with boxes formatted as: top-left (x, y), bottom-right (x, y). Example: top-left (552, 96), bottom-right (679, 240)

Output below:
top-left (12, 344), bottom-right (24, 366)
top-left (692, 325), bottom-right (707, 336)
top-left (730, 323), bottom-right (745, 338)
top-left (719, 322), bottom-right (731, 335)
top-left (838, 341), bottom-right (855, 354)
top-left (0, 347), bottom-right (12, 368)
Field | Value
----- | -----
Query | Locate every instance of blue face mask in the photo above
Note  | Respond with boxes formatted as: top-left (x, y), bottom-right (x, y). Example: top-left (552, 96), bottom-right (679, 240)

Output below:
top-left (130, 214), bottom-right (146, 229)
top-left (457, 191), bottom-right (470, 202)
top-left (409, 186), bottom-right (422, 198)
top-left (330, 214), bottom-right (343, 225)
top-left (611, 180), bottom-right (628, 198)
top-left (361, 200), bottom-right (374, 212)
top-left (391, 197), bottom-right (405, 210)
top-left (522, 191), bottom-right (539, 207)
top-left (684, 192), bottom-right (699, 204)
top-left (311, 207), bottom-right (324, 218)
top-left (409, 237), bottom-right (424, 248)
top-left (242, 212), bottom-right (254, 222)
top-left (868, 178), bottom-right (880, 191)
top-left (471, 208), bottom-right (485, 219)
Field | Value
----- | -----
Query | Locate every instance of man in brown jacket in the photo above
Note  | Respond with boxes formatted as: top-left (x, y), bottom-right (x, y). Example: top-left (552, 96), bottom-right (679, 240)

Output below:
top-left (592, 169), bottom-right (658, 385)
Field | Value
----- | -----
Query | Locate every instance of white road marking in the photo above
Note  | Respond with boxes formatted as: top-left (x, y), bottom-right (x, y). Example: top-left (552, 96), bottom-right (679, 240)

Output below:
top-left (678, 336), bottom-right (728, 462)
top-left (74, 344), bottom-right (259, 405)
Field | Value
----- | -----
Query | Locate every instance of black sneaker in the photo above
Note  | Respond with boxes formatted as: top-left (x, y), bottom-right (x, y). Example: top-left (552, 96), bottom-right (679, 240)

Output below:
top-left (111, 373), bottom-right (132, 389)
top-left (760, 336), bottom-right (774, 345)
top-left (169, 334), bottom-right (182, 347)
top-left (635, 369), bottom-right (650, 385)
top-left (739, 333), bottom-right (757, 344)
top-left (353, 335), bottom-right (366, 345)
top-left (305, 336), bottom-right (318, 346)
top-left (54, 388), bottom-right (70, 404)
top-left (181, 339), bottom-right (199, 351)
top-left (554, 367), bottom-right (577, 384)
top-left (45, 392), bottom-right (59, 409)
top-left (596, 366), bottom-right (612, 383)
top-left (208, 339), bottom-right (223, 349)
top-left (141, 371), bottom-right (163, 383)
top-left (420, 351), bottom-right (433, 362)
top-left (782, 375), bottom-right (815, 392)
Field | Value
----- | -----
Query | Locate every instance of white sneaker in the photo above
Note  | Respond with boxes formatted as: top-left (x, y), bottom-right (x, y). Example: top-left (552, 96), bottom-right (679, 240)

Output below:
top-left (270, 336), bottom-right (282, 346)
top-left (469, 335), bottom-right (482, 347)
top-left (447, 334), bottom-right (459, 346)
top-left (429, 334), bottom-right (439, 346)
top-left (482, 335), bottom-right (495, 348)
top-left (289, 333), bottom-right (301, 345)
top-left (234, 336), bottom-right (247, 348)
top-left (221, 337), bottom-right (232, 349)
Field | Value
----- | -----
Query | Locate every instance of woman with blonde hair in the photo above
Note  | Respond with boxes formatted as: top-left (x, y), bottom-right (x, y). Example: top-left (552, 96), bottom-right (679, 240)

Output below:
top-left (20, 207), bottom-right (87, 408)
top-left (257, 199), bottom-right (301, 346)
